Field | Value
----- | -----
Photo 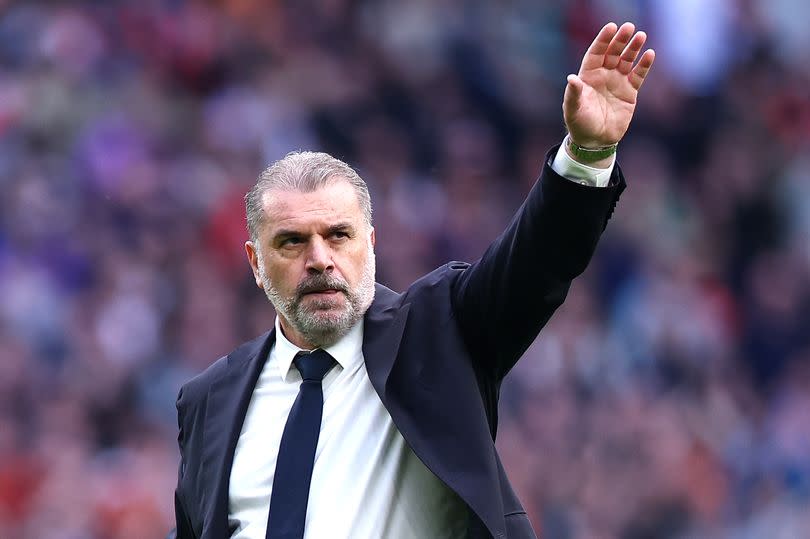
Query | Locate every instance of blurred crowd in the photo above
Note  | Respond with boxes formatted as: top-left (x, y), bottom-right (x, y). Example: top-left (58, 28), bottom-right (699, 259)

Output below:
top-left (0, 0), bottom-right (809, 538)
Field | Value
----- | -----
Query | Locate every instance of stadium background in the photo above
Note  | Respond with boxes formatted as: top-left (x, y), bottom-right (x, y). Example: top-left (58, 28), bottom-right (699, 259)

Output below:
top-left (1, 0), bottom-right (809, 537)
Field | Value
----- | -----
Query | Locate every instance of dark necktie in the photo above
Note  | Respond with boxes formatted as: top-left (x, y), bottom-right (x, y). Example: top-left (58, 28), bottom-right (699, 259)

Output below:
top-left (266, 349), bottom-right (336, 539)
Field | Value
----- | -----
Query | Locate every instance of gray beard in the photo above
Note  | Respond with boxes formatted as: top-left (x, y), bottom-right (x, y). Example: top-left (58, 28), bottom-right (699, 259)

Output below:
top-left (257, 242), bottom-right (376, 348)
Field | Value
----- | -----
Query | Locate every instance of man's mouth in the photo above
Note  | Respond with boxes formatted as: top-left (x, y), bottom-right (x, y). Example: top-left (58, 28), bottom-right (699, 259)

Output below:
top-left (303, 288), bottom-right (341, 296)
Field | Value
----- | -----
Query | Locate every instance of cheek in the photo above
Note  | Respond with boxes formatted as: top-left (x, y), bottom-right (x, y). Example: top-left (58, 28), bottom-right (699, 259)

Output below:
top-left (265, 260), bottom-right (302, 292)
top-left (343, 249), bottom-right (370, 282)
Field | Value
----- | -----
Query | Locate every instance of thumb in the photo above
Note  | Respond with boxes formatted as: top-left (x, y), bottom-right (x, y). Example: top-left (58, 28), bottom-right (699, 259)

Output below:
top-left (563, 74), bottom-right (584, 120)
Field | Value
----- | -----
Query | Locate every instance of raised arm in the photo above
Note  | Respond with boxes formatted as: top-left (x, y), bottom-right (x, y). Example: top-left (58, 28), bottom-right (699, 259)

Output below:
top-left (450, 23), bottom-right (655, 380)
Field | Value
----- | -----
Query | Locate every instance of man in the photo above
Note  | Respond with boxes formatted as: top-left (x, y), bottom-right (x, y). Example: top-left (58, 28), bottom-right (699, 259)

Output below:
top-left (172, 22), bottom-right (655, 539)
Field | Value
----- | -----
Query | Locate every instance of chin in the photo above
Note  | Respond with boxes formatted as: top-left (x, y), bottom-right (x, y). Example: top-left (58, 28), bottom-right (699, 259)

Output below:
top-left (293, 307), bottom-right (356, 345)
top-left (308, 310), bottom-right (349, 327)
top-left (302, 293), bottom-right (345, 309)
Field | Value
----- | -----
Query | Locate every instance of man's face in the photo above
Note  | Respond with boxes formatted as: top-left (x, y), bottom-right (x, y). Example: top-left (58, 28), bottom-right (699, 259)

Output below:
top-left (245, 179), bottom-right (376, 348)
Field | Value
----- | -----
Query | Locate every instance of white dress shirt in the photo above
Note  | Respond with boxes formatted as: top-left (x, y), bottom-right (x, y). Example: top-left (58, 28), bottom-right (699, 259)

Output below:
top-left (228, 318), bottom-right (468, 539)
top-left (228, 144), bottom-right (612, 538)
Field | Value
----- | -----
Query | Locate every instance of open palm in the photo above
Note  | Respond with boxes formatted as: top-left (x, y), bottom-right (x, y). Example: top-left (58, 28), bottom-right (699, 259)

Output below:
top-left (564, 22), bottom-right (656, 148)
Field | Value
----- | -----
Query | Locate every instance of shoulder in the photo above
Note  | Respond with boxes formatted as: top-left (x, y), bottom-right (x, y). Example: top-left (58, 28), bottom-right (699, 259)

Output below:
top-left (375, 261), bottom-right (470, 309)
top-left (403, 261), bottom-right (470, 300)
top-left (375, 261), bottom-right (472, 324)
top-left (176, 331), bottom-right (271, 411)
top-left (413, 261), bottom-right (469, 290)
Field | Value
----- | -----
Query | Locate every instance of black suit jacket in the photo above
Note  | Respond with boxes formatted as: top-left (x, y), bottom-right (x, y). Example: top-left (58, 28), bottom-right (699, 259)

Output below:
top-left (172, 149), bottom-right (625, 539)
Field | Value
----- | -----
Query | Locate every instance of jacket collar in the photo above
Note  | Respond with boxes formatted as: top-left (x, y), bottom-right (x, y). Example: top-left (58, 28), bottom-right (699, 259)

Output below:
top-left (200, 329), bottom-right (274, 538)
top-left (362, 283), bottom-right (410, 396)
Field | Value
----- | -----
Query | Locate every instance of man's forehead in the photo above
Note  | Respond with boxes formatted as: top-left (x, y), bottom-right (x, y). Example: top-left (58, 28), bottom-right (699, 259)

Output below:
top-left (260, 180), bottom-right (363, 224)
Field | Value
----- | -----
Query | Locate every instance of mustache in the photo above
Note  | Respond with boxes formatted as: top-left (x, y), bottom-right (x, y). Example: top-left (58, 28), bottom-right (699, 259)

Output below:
top-left (295, 273), bottom-right (349, 297)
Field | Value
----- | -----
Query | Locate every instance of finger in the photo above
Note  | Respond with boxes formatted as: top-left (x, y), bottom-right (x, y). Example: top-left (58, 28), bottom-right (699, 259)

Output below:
top-left (563, 74), bottom-right (584, 118)
top-left (602, 22), bottom-right (635, 69)
top-left (617, 31), bottom-right (647, 75)
top-left (580, 22), bottom-right (619, 71)
top-left (629, 49), bottom-right (656, 90)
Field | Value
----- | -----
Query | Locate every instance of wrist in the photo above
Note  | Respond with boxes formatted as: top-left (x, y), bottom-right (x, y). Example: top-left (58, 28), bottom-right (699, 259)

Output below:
top-left (564, 135), bottom-right (617, 168)
top-left (552, 143), bottom-right (614, 187)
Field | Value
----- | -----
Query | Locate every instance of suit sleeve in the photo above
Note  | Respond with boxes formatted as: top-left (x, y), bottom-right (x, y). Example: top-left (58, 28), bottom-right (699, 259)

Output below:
top-left (450, 145), bottom-right (625, 381)
top-left (172, 387), bottom-right (197, 539)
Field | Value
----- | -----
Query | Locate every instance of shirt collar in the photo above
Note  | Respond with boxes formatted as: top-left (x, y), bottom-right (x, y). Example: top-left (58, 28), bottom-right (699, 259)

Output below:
top-left (274, 317), bottom-right (364, 382)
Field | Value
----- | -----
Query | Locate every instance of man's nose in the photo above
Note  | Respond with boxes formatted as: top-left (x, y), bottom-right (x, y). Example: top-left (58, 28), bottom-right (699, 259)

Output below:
top-left (305, 237), bottom-right (334, 273)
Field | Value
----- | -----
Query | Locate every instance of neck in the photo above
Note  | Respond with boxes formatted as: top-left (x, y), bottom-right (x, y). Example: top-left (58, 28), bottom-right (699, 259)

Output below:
top-left (278, 316), bottom-right (317, 350)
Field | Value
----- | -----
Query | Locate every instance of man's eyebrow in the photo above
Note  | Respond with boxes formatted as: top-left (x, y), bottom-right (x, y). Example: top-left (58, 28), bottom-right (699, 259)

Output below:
top-left (272, 229), bottom-right (306, 241)
top-left (271, 223), bottom-right (355, 241)
top-left (327, 222), bottom-right (355, 234)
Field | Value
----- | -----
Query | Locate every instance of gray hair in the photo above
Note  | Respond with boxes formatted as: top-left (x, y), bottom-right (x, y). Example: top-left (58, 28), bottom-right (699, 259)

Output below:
top-left (245, 151), bottom-right (372, 243)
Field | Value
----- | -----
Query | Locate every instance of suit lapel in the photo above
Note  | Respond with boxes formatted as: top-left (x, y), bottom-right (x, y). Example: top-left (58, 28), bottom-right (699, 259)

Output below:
top-left (362, 284), bottom-right (507, 539)
top-left (362, 284), bottom-right (410, 396)
top-left (200, 330), bottom-right (275, 538)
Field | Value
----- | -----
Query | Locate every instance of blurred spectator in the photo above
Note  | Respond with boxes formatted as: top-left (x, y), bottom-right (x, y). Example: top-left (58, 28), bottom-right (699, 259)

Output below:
top-left (0, 1), bottom-right (808, 538)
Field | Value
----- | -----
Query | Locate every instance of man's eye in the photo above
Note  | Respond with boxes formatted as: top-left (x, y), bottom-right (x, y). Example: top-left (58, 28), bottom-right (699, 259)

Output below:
top-left (332, 231), bottom-right (349, 239)
top-left (280, 237), bottom-right (303, 247)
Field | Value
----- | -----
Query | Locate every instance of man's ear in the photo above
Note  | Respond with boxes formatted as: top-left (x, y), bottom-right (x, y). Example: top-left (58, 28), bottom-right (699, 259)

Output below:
top-left (245, 241), bottom-right (264, 289)
top-left (370, 227), bottom-right (376, 248)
